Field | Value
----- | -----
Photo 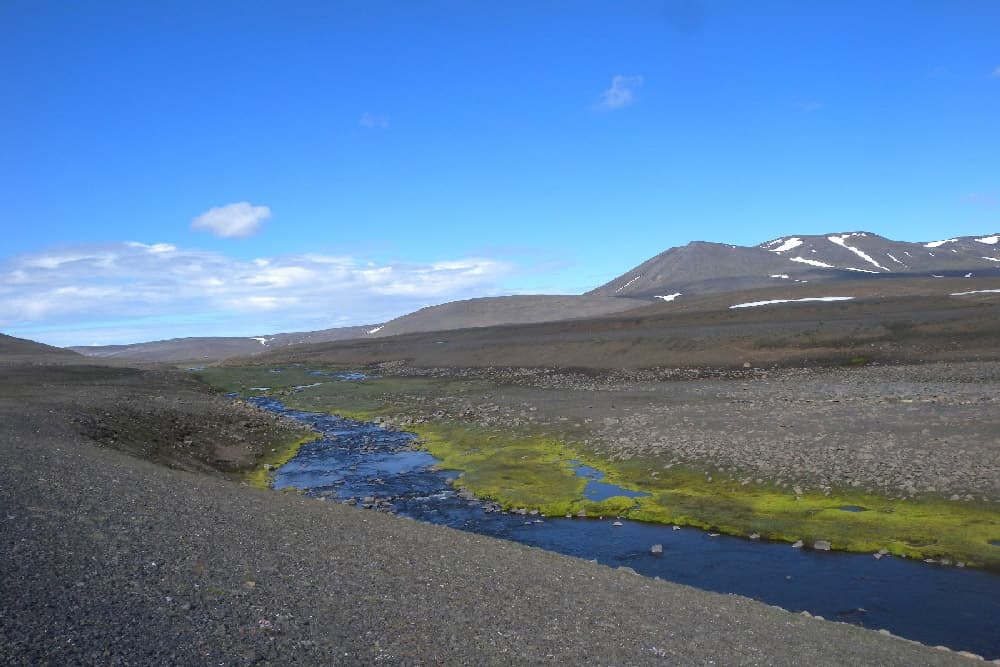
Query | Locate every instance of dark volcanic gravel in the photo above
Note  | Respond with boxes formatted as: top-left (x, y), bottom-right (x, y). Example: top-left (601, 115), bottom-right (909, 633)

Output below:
top-left (0, 361), bottom-right (981, 665)
top-left (383, 361), bottom-right (1000, 501)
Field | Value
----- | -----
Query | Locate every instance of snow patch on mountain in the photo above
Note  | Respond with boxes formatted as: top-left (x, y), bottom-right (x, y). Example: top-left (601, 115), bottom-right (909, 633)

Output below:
top-left (767, 237), bottom-right (803, 253)
top-left (655, 293), bottom-right (682, 302)
top-left (952, 289), bottom-right (1000, 296)
top-left (924, 239), bottom-right (957, 248)
top-left (976, 235), bottom-right (999, 245)
top-left (616, 275), bottom-right (642, 293)
top-left (789, 256), bottom-right (834, 268)
top-left (827, 234), bottom-right (889, 271)
top-left (730, 296), bottom-right (855, 309)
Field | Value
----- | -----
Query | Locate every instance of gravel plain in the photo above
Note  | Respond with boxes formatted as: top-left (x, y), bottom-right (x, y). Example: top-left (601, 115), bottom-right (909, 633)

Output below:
top-left (382, 361), bottom-right (1000, 501)
top-left (1, 358), bottom-right (986, 665)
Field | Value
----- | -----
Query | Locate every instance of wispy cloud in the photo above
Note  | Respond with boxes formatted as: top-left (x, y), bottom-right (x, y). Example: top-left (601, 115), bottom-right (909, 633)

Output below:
top-left (595, 75), bottom-right (644, 111)
top-left (796, 101), bottom-right (823, 113)
top-left (191, 202), bottom-right (271, 238)
top-left (359, 112), bottom-right (390, 129)
top-left (992, 65), bottom-right (1000, 78)
top-left (0, 242), bottom-right (514, 345)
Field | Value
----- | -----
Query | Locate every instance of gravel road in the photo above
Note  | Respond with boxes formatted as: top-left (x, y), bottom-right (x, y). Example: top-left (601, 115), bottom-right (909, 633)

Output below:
top-left (0, 361), bottom-right (983, 665)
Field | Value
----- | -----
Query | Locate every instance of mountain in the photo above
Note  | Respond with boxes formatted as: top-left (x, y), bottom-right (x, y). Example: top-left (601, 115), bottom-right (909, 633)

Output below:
top-left (69, 325), bottom-right (374, 363)
top-left (366, 295), bottom-right (648, 338)
top-left (65, 230), bottom-right (1000, 360)
top-left (589, 232), bottom-right (1000, 299)
top-left (1, 333), bottom-right (81, 360)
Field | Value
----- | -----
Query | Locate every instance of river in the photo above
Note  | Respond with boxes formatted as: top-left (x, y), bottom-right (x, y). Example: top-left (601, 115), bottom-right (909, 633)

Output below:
top-left (246, 395), bottom-right (1000, 659)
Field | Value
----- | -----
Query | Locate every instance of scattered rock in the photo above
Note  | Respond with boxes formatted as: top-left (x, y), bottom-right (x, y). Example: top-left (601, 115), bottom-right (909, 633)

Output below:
top-left (650, 544), bottom-right (663, 555)
top-left (813, 540), bottom-right (831, 551)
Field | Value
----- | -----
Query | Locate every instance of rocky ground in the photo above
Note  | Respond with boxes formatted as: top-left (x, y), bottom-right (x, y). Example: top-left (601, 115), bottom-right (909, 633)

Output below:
top-left (372, 360), bottom-right (1000, 502)
top-left (0, 361), bottom-right (310, 476)
top-left (1, 356), bottom-right (990, 664)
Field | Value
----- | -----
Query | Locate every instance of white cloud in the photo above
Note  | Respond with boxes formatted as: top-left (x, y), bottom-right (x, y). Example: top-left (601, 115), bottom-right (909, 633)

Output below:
top-left (127, 241), bottom-right (176, 253)
top-left (992, 65), bottom-right (1000, 78)
top-left (0, 241), bottom-right (514, 345)
top-left (595, 75), bottom-right (644, 111)
top-left (191, 202), bottom-right (271, 238)
top-left (359, 112), bottom-right (389, 129)
top-left (797, 101), bottom-right (823, 113)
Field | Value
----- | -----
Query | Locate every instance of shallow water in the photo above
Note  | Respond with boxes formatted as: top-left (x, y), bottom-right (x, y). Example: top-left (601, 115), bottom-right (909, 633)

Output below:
top-left (838, 505), bottom-right (867, 512)
top-left (570, 461), bottom-right (651, 501)
top-left (249, 396), bottom-right (1000, 659)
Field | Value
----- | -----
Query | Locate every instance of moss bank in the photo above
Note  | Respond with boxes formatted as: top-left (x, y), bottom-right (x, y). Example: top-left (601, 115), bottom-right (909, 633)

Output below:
top-left (196, 365), bottom-right (1000, 570)
top-left (245, 432), bottom-right (320, 489)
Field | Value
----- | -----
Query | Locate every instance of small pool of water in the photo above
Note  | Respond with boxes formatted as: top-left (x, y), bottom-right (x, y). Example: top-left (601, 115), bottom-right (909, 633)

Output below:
top-left (307, 370), bottom-right (371, 381)
top-left (839, 506), bottom-right (867, 512)
top-left (583, 480), bottom-right (650, 502)
top-left (247, 396), bottom-right (1000, 659)
top-left (569, 461), bottom-right (651, 502)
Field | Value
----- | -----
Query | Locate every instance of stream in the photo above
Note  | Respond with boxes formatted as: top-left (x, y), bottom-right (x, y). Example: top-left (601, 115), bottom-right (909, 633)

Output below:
top-left (246, 395), bottom-right (1000, 658)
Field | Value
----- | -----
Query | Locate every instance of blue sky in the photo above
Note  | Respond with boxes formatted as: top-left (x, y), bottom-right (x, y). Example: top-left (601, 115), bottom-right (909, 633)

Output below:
top-left (2, 1), bottom-right (999, 346)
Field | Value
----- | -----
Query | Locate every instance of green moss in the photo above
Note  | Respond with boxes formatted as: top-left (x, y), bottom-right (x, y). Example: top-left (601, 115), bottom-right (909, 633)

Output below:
top-left (245, 432), bottom-right (320, 489)
top-left (196, 365), bottom-right (1000, 570)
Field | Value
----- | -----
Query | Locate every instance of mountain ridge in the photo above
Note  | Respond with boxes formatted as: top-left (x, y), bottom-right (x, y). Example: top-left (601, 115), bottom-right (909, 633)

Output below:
top-left (68, 325), bottom-right (375, 363)
top-left (589, 231), bottom-right (1000, 299)
top-left (65, 230), bottom-right (1000, 362)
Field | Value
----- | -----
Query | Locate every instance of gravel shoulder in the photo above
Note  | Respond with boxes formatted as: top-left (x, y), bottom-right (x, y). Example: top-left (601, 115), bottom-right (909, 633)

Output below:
top-left (0, 360), bottom-right (982, 665)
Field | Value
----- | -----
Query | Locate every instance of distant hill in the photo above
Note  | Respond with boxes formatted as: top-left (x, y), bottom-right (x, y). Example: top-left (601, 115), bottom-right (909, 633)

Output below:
top-left (0, 333), bottom-right (81, 361)
top-left (64, 230), bottom-right (1000, 360)
top-left (589, 232), bottom-right (1000, 300)
top-left (366, 295), bottom-right (649, 338)
top-left (69, 325), bottom-right (374, 363)
top-left (250, 276), bottom-right (1000, 370)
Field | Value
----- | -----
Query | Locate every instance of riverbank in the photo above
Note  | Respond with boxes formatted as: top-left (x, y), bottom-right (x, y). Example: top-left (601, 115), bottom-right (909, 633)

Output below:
top-left (3, 358), bottom-right (984, 664)
top-left (248, 395), bottom-right (1000, 658)
top-left (195, 362), bottom-right (1000, 570)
